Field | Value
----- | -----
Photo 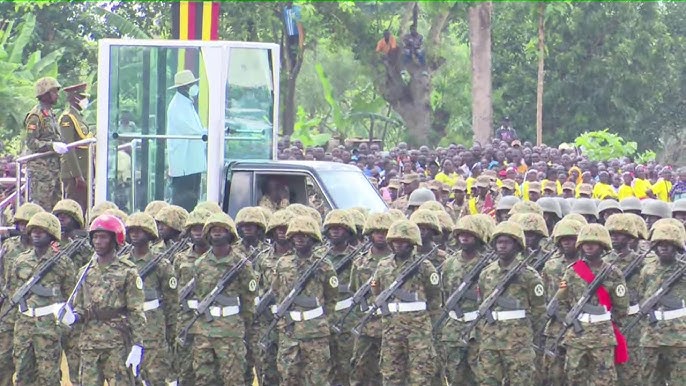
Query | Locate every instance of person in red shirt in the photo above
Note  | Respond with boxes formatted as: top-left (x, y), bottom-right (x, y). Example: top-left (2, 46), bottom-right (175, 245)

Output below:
top-left (376, 30), bottom-right (397, 56)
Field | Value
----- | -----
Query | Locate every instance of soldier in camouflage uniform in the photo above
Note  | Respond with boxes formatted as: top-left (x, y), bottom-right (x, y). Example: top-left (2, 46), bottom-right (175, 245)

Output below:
top-left (371, 219), bottom-right (440, 385)
top-left (538, 197), bottom-right (563, 250)
top-left (24, 77), bottom-right (65, 211)
top-left (349, 212), bottom-right (394, 386)
top-left (190, 212), bottom-right (257, 385)
top-left (495, 196), bottom-right (520, 224)
top-left (194, 201), bottom-right (223, 214)
top-left (636, 222), bottom-right (686, 384)
top-left (347, 208), bottom-right (368, 246)
top-left (448, 180), bottom-right (468, 223)
top-left (551, 224), bottom-right (629, 386)
top-left (271, 215), bottom-right (338, 386)
top-left (410, 209), bottom-right (448, 272)
top-left (152, 205), bottom-right (188, 255)
top-left (510, 213), bottom-right (552, 269)
top-left (439, 215), bottom-right (493, 385)
top-left (173, 207), bottom-right (212, 385)
top-left (145, 200), bottom-right (170, 218)
top-left (0, 203), bottom-right (43, 386)
top-left (70, 214), bottom-right (147, 385)
top-left (8, 212), bottom-right (76, 385)
top-left (87, 201), bottom-right (119, 226)
top-left (253, 209), bottom-right (295, 386)
top-left (391, 173), bottom-right (420, 212)
top-left (604, 214), bottom-right (644, 386)
top-left (477, 221), bottom-right (546, 385)
top-left (323, 209), bottom-right (359, 386)
top-left (541, 218), bottom-right (584, 386)
top-left (234, 207), bottom-right (269, 386)
top-left (122, 212), bottom-right (178, 385)
top-left (52, 198), bottom-right (92, 384)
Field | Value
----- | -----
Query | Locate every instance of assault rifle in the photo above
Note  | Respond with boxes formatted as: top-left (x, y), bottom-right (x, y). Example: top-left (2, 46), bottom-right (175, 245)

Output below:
top-left (138, 237), bottom-right (190, 280)
top-left (623, 255), bottom-right (686, 333)
top-left (351, 245), bottom-right (439, 336)
top-left (460, 248), bottom-right (539, 342)
top-left (622, 248), bottom-right (651, 282)
top-left (56, 254), bottom-right (96, 324)
top-left (0, 236), bottom-right (89, 321)
top-left (333, 241), bottom-right (372, 274)
top-left (332, 277), bottom-right (372, 334)
top-left (176, 254), bottom-right (252, 346)
top-left (432, 250), bottom-right (496, 334)
top-left (531, 249), bottom-right (557, 272)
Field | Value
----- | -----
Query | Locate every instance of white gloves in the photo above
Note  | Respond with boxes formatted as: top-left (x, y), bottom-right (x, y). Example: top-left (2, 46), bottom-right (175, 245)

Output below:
top-left (125, 344), bottom-right (144, 376)
top-left (54, 304), bottom-right (76, 326)
top-left (52, 142), bottom-right (69, 154)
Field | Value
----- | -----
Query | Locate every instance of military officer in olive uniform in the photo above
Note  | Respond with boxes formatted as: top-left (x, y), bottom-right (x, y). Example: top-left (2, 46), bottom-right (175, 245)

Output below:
top-left (25, 77), bottom-right (69, 211)
top-left (59, 83), bottom-right (93, 214)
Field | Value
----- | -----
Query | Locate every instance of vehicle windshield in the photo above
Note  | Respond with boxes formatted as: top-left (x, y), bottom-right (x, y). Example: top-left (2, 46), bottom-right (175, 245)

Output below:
top-left (317, 170), bottom-right (387, 212)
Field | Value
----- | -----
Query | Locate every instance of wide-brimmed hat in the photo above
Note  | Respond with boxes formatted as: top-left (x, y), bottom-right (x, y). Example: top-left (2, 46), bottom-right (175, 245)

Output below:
top-left (168, 70), bottom-right (199, 90)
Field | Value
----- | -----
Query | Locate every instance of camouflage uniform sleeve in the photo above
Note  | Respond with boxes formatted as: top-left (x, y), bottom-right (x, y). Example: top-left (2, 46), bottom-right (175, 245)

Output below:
top-left (635, 263), bottom-right (651, 302)
top-left (159, 261), bottom-right (178, 346)
top-left (60, 256), bottom-right (77, 304)
top-left (526, 268), bottom-right (547, 335)
top-left (126, 267), bottom-right (147, 346)
top-left (239, 262), bottom-right (258, 325)
top-left (421, 259), bottom-right (442, 318)
top-left (609, 266), bottom-right (629, 322)
top-left (320, 259), bottom-right (338, 326)
top-left (25, 113), bottom-right (53, 153)
top-left (349, 257), bottom-right (363, 293)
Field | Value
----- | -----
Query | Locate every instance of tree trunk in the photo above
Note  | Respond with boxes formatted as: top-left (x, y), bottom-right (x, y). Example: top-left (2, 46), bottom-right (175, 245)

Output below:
top-left (283, 75), bottom-right (297, 136)
top-left (469, 2), bottom-right (493, 145)
top-left (536, 2), bottom-right (546, 145)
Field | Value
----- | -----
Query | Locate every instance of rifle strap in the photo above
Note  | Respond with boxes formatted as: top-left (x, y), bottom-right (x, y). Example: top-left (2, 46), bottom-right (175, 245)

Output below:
top-left (572, 260), bottom-right (628, 364)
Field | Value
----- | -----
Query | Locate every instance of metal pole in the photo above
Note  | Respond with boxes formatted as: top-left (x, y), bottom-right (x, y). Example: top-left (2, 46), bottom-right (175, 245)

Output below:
top-left (15, 162), bottom-right (20, 208)
top-left (87, 143), bottom-right (94, 214)
top-left (130, 139), bottom-right (139, 212)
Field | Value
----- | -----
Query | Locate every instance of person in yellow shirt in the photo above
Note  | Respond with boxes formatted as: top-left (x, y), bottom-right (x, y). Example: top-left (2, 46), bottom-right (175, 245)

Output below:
top-left (521, 170), bottom-right (538, 201)
top-left (617, 172), bottom-right (636, 200)
top-left (592, 172), bottom-right (617, 199)
top-left (648, 167), bottom-right (673, 202)
top-left (632, 166), bottom-right (651, 199)
top-left (434, 159), bottom-right (461, 187)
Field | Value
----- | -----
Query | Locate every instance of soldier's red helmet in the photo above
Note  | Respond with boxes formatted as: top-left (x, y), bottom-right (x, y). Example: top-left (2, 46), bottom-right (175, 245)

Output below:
top-left (89, 214), bottom-right (126, 246)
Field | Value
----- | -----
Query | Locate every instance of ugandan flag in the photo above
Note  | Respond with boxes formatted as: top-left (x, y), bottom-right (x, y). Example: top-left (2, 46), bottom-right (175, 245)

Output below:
top-left (171, 2), bottom-right (220, 125)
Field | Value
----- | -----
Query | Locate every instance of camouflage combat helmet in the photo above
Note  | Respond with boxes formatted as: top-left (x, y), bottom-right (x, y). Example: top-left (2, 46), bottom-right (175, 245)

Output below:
top-left (409, 209), bottom-right (441, 234)
top-left (194, 201), bottom-right (223, 214)
top-left (555, 197), bottom-right (571, 217)
top-left (496, 196), bottom-right (520, 212)
top-left (386, 219), bottom-right (422, 246)
top-left (562, 213), bottom-right (588, 225)
top-left (351, 207), bottom-right (370, 218)
top-left (510, 213), bottom-right (549, 238)
top-left (323, 209), bottom-right (356, 234)
top-left (286, 203), bottom-right (322, 227)
top-left (125, 212), bottom-right (159, 239)
top-left (419, 201), bottom-right (445, 212)
top-left (491, 221), bottom-right (526, 250)
top-left (552, 219), bottom-right (584, 244)
top-left (650, 222), bottom-right (685, 251)
top-left (434, 210), bottom-right (455, 234)
top-left (453, 215), bottom-right (489, 245)
top-left (407, 188), bottom-right (436, 207)
top-left (571, 198), bottom-right (599, 219)
top-left (103, 208), bottom-right (129, 224)
top-left (89, 201), bottom-right (119, 223)
top-left (35, 77), bottom-right (61, 97)
top-left (266, 209), bottom-right (295, 235)
top-left (651, 218), bottom-right (686, 242)
top-left (155, 205), bottom-right (188, 233)
top-left (604, 213), bottom-right (638, 239)
top-left (202, 212), bottom-right (239, 240)
top-left (52, 199), bottom-right (85, 228)
top-left (144, 200), bottom-right (169, 217)
top-left (363, 212), bottom-right (395, 235)
top-left (346, 209), bottom-right (366, 234)
top-left (473, 214), bottom-right (497, 240)
top-left (673, 199), bottom-right (686, 214)
top-left (14, 203), bottom-right (44, 223)
top-left (26, 212), bottom-right (61, 240)
top-left (508, 201), bottom-right (544, 217)
top-left (576, 223), bottom-right (612, 250)
top-left (624, 213), bottom-right (648, 240)
top-left (286, 215), bottom-right (323, 242)
top-left (537, 197), bottom-right (562, 219)
top-left (256, 206), bottom-right (273, 225)
top-left (235, 207), bottom-right (268, 230)
top-left (387, 209), bottom-right (406, 222)
top-left (598, 200), bottom-right (623, 215)
top-left (642, 199), bottom-right (672, 219)
top-left (619, 197), bottom-right (643, 213)
top-left (185, 208), bottom-right (213, 229)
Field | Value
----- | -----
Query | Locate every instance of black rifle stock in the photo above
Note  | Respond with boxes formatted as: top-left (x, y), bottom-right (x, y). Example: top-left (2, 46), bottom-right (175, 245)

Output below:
top-left (351, 245), bottom-right (439, 337)
top-left (531, 249), bottom-right (557, 272)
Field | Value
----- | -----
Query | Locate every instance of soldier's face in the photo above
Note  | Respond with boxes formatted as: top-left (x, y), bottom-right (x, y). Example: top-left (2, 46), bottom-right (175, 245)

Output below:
top-left (209, 227), bottom-right (232, 246)
top-left (418, 226), bottom-right (435, 242)
top-left (15, 221), bottom-right (28, 235)
top-left (457, 232), bottom-right (477, 251)
top-left (580, 242), bottom-right (603, 259)
top-left (495, 235), bottom-right (518, 259)
top-left (291, 233), bottom-right (314, 254)
top-left (274, 226), bottom-right (289, 245)
top-left (56, 213), bottom-right (76, 233)
top-left (655, 241), bottom-right (677, 262)
top-left (46, 88), bottom-right (59, 104)
top-left (524, 231), bottom-right (542, 250)
top-left (326, 225), bottom-right (349, 246)
top-left (644, 215), bottom-right (659, 230)
top-left (558, 236), bottom-right (577, 256)
top-left (390, 240), bottom-right (413, 258)
top-left (91, 231), bottom-right (115, 255)
top-left (189, 225), bottom-right (206, 246)
top-left (30, 228), bottom-right (52, 248)
top-left (453, 191), bottom-right (465, 202)
top-left (610, 232), bottom-right (631, 251)
top-left (238, 223), bottom-right (259, 240)
top-left (529, 192), bottom-right (540, 202)
top-left (128, 228), bottom-right (149, 246)
top-left (371, 231), bottom-right (387, 248)
top-left (157, 222), bottom-right (174, 240)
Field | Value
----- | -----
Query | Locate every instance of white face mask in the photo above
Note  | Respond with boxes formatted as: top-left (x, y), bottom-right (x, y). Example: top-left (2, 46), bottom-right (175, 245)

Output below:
top-left (188, 84), bottom-right (199, 98)
top-left (78, 98), bottom-right (89, 110)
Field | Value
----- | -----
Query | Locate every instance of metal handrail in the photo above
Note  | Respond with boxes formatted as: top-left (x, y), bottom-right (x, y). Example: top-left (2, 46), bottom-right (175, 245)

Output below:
top-left (112, 133), bottom-right (208, 141)
top-left (0, 178), bottom-right (25, 186)
top-left (0, 185), bottom-right (24, 225)
top-left (16, 137), bottom-right (96, 164)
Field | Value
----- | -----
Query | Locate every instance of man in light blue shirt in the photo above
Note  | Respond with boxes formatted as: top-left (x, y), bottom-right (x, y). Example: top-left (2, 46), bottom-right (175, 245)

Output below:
top-left (283, 2), bottom-right (303, 64)
top-left (166, 69), bottom-right (207, 211)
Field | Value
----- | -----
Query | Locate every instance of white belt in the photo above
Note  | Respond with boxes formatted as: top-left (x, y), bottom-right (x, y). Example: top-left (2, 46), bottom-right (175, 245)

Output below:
top-left (335, 297), bottom-right (354, 311)
top-left (143, 299), bottom-right (160, 312)
top-left (289, 306), bottom-right (324, 322)
top-left (381, 301), bottom-right (427, 314)
top-left (653, 308), bottom-right (686, 321)
top-left (627, 304), bottom-right (640, 316)
top-left (577, 312), bottom-right (612, 323)
top-left (20, 302), bottom-right (64, 318)
top-left (449, 310), bottom-right (479, 322)
top-left (209, 306), bottom-right (240, 317)
top-left (490, 310), bottom-right (526, 321)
